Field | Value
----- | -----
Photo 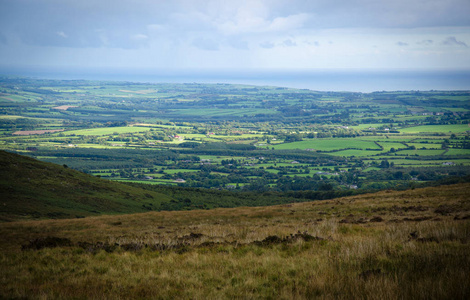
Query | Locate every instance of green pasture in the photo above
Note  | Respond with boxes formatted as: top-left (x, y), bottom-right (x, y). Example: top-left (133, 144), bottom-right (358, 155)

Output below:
top-left (273, 138), bottom-right (381, 151)
top-left (350, 124), bottom-right (383, 130)
top-left (397, 149), bottom-right (446, 156)
top-left (358, 136), bottom-right (396, 141)
top-left (444, 149), bottom-right (470, 156)
top-left (411, 138), bottom-right (445, 143)
top-left (442, 107), bottom-right (469, 112)
top-left (0, 115), bottom-right (27, 120)
top-left (327, 149), bottom-right (381, 157)
top-left (178, 134), bottom-right (219, 141)
top-left (0, 94), bottom-right (29, 102)
top-left (399, 124), bottom-right (470, 134)
top-left (407, 143), bottom-right (441, 149)
top-left (359, 136), bottom-right (415, 142)
top-left (73, 144), bottom-right (121, 149)
top-left (63, 126), bottom-right (153, 136)
top-left (428, 95), bottom-right (470, 101)
top-left (377, 142), bottom-right (408, 151)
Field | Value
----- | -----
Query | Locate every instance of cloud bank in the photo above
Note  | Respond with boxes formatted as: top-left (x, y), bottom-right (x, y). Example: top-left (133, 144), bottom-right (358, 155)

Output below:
top-left (0, 0), bottom-right (469, 70)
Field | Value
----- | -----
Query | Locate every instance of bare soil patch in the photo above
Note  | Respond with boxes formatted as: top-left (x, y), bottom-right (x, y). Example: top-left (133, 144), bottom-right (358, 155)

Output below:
top-left (52, 105), bottom-right (77, 110)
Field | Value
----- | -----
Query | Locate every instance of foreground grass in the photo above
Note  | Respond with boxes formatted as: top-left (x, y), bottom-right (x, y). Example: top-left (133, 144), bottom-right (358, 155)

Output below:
top-left (1, 183), bottom-right (469, 299)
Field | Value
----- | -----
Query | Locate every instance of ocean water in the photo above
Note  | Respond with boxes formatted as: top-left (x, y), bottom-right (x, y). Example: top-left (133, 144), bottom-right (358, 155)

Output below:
top-left (2, 67), bottom-right (470, 93)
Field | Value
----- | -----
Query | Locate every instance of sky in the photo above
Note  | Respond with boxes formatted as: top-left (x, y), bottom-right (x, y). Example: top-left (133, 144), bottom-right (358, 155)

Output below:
top-left (0, 0), bottom-right (470, 72)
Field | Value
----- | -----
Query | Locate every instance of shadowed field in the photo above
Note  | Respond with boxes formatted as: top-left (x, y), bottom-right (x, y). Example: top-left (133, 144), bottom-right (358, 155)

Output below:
top-left (1, 183), bottom-right (469, 299)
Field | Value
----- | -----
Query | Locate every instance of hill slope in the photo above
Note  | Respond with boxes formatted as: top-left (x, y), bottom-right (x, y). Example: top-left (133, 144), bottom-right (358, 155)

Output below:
top-left (0, 183), bottom-right (469, 298)
top-left (0, 150), bottom-right (173, 221)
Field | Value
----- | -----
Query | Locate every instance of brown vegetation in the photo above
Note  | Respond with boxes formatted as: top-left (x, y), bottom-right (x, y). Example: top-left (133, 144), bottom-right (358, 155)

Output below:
top-left (1, 183), bottom-right (469, 299)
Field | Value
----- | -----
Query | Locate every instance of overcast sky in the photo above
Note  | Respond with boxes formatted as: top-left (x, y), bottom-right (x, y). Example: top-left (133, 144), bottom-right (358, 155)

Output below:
top-left (1, 0), bottom-right (469, 72)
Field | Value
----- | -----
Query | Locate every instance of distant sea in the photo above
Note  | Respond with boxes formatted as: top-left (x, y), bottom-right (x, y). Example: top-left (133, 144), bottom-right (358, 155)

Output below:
top-left (2, 67), bottom-right (470, 93)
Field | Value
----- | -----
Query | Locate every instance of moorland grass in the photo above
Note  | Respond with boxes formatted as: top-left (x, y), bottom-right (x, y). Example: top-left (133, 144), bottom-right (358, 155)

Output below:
top-left (1, 183), bottom-right (469, 299)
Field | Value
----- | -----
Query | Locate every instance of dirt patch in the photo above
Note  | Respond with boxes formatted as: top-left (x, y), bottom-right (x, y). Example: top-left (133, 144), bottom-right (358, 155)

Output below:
top-left (179, 232), bottom-right (204, 241)
top-left (23, 232), bottom-right (325, 253)
top-left (339, 218), bottom-right (368, 224)
top-left (252, 231), bottom-right (324, 246)
top-left (52, 105), bottom-right (77, 110)
top-left (0, 95), bottom-right (15, 101)
top-left (22, 237), bottom-right (73, 250)
top-left (454, 214), bottom-right (470, 220)
top-left (434, 204), bottom-right (461, 215)
top-left (403, 216), bottom-right (433, 222)
top-left (389, 205), bottom-right (428, 213)
top-left (369, 216), bottom-right (384, 222)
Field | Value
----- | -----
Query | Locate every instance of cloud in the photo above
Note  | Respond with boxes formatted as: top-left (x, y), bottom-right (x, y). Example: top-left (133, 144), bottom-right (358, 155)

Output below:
top-left (265, 13), bottom-right (310, 33)
top-left (1, 0), bottom-right (470, 70)
top-left (417, 39), bottom-right (433, 45)
top-left (259, 41), bottom-right (275, 49)
top-left (228, 39), bottom-right (249, 50)
top-left (304, 40), bottom-right (320, 46)
top-left (441, 36), bottom-right (468, 47)
top-left (131, 34), bottom-right (148, 41)
top-left (56, 31), bottom-right (68, 38)
top-left (217, 11), bottom-right (310, 35)
top-left (282, 39), bottom-right (296, 47)
top-left (192, 37), bottom-right (219, 51)
top-left (292, 0), bottom-right (470, 28)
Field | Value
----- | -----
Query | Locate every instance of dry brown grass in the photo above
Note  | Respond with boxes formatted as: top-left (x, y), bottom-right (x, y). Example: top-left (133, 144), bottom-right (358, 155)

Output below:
top-left (1, 183), bottom-right (469, 299)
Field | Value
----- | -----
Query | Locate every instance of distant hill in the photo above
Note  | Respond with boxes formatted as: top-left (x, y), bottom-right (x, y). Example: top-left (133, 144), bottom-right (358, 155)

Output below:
top-left (0, 150), bottom-right (173, 221)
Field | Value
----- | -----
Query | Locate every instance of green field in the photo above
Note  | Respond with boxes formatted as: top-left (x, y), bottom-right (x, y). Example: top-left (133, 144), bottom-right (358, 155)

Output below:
top-left (1, 78), bottom-right (469, 192)
top-left (399, 124), bottom-right (470, 133)
top-left (64, 126), bottom-right (153, 136)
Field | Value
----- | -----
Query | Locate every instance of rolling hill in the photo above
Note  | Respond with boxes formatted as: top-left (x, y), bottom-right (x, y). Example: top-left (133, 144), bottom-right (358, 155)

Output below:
top-left (0, 150), bottom-right (173, 221)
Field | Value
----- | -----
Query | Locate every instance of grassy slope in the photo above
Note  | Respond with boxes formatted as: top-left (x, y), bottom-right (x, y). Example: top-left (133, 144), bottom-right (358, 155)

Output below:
top-left (0, 183), bottom-right (469, 299)
top-left (0, 150), bottom-right (173, 221)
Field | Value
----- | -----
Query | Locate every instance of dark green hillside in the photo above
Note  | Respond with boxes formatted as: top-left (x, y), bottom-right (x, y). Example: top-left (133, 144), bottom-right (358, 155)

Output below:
top-left (0, 150), bottom-right (173, 221)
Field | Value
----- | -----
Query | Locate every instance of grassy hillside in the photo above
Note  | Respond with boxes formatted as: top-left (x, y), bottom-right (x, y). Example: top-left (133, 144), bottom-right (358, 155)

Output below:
top-left (1, 183), bottom-right (469, 299)
top-left (0, 150), bottom-right (173, 221)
